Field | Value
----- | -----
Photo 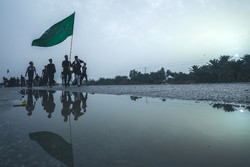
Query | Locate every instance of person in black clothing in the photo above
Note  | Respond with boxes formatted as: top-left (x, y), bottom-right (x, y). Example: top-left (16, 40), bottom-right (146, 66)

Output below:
top-left (34, 74), bottom-right (40, 86)
top-left (25, 61), bottom-right (36, 88)
top-left (62, 55), bottom-right (71, 87)
top-left (3, 77), bottom-right (8, 87)
top-left (16, 77), bottom-right (20, 86)
top-left (47, 59), bottom-right (56, 87)
top-left (80, 63), bottom-right (88, 85)
top-left (71, 56), bottom-right (84, 86)
top-left (42, 66), bottom-right (48, 86)
top-left (21, 75), bottom-right (25, 87)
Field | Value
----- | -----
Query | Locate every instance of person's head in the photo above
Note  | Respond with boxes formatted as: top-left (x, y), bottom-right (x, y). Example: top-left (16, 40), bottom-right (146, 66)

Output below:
top-left (29, 61), bottom-right (33, 66)
top-left (65, 55), bottom-right (68, 60)
top-left (49, 59), bottom-right (52, 63)
top-left (84, 63), bottom-right (86, 66)
top-left (44, 65), bottom-right (46, 68)
top-left (74, 55), bottom-right (78, 60)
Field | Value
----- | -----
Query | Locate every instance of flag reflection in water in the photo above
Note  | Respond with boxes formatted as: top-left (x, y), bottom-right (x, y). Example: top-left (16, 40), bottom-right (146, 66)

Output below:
top-left (29, 131), bottom-right (74, 167)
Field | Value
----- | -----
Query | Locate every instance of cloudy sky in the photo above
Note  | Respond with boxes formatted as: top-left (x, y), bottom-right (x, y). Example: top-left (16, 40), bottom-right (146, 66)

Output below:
top-left (1, 0), bottom-right (250, 81)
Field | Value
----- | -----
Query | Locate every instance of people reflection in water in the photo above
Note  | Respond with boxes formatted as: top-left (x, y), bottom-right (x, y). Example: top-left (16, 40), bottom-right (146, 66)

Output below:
top-left (61, 91), bottom-right (72, 122)
top-left (46, 91), bottom-right (56, 118)
top-left (41, 90), bottom-right (48, 111)
top-left (33, 90), bottom-right (39, 101)
top-left (26, 90), bottom-right (36, 116)
top-left (71, 92), bottom-right (84, 120)
top-left (23, 90), bottom-right (89, 121)
top-left (80, 93), bottom-right (88, 113)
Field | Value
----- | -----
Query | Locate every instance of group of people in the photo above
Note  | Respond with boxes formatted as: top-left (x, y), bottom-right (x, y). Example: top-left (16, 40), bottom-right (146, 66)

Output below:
top-left (25, 55), bottom-right (87, 88)
top-left (25, 59), bottom-right (56, 88)
top-left (2, 75), bottom-right (26, 87)
top-left (62, 55), bottom-right (88, 87)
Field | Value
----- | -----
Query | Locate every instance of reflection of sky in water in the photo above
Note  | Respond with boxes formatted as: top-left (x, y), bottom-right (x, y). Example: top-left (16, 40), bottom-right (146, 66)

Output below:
top-left (1, 90), bottom-right (250, 167)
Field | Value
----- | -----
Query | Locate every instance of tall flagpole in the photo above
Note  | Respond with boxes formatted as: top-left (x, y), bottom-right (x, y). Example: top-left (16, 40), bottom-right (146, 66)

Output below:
top-left (68, 12), bottom-right (75, 144)
top-left (69, 12), bottom-right (75, 64)
top-left (69, 34), bottom-right (74, 64)
top-left (69, 36), bottom-right (74, 144)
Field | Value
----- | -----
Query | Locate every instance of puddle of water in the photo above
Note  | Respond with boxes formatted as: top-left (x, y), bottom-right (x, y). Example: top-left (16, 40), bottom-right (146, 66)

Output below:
top-left (0, 90), bottom-right (250, 167)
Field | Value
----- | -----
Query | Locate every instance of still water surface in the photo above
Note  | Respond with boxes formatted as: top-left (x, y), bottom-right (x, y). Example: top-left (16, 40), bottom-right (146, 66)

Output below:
top-left (0, 90), bottom-right (250, 167)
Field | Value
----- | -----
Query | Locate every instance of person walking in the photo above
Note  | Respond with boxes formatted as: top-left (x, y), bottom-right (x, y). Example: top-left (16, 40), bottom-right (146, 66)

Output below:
top-left (47, 59), bottom-right (56, 87)
top-left (81, 63), bottom-right (88, 85)
top-left (25, 61), bottom-right (36, 88)
top-left (62, 55), bottom-right (71, 87)
top-left (71, 55), bottom-right (83, 86)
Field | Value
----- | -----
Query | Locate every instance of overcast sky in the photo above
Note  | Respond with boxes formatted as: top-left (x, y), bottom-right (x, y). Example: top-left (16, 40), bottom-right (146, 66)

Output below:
top-left (1, 0), bottom-right (250, 81)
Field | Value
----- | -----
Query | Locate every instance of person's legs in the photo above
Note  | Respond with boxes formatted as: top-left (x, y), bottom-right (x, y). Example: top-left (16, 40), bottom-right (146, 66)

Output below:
top-left (48, 73), bottom-right (54, 86)
top-left (75, 74), bottom-right (80, 86)
top-left (28, 74), bottom-right (33, 87)
top-left (64, 73), bottom-right (67, 86)
top-left (85, 74), bottom-right (88, 83)
top-left (67, 74), bottom-right (71, 86)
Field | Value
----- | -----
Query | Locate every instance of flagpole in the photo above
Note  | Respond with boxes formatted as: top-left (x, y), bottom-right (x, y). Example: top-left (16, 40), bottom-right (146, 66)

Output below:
top-left (69, 34), bottom-right (74, 63)
top-left (68, 12), bottom-right (75, 145)
top-left (69, 12), bottom-right (75, 63)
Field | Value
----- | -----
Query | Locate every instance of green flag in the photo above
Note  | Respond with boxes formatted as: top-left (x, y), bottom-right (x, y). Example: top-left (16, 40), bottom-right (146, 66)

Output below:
top-left (32, 12), bottom-right (75, 47)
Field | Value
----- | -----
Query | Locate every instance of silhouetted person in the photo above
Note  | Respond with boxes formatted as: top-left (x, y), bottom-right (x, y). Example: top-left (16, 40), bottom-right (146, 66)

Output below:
top-left (2, 77), bottom-right (8, 87)
top-left (80, 93), bottom-right (88, 113)
top-left (62, 55), bottom-right (71, 87)
top-left (25, 61), bottom-right (36, 88)
top-left (16, 77), bottom-right (20, 86)
top-left (61, 91), bottom-right (72, 122)
top-left (80, 63), bottom-right (88, 85)
top-left (39, 77), bottom-right (44, 86)
top-left (71, 92), bottom-right (84, 120)
top-left (45, 91), bottom-right (55, 118)
top-left (21, 75), bottom-right (25, 87)
top-left (26, 90), bottom-right (36, 116)
top-left (71, 56), bottom-right (83, 86)
top-left (41, 90), bottom-right (48, 111)
top-left (8, 77), bottom-right (17, 87)
top-left (47, 59), bottom-right (56, 87)
top-left (42, 65), bottom-right (48, 86)
top-left (34, 74), bottom-right (40, 86)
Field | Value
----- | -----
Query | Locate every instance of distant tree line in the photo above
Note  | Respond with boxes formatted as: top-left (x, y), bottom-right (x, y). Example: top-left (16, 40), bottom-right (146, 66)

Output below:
top-left (88, 54), bottom-right (250, 85)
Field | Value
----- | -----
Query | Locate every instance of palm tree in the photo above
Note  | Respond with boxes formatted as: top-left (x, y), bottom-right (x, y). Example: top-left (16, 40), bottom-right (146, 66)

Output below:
top-left (208, 59), bottom-right (220, 82)
top-left (228, 59), bottom-right (244, 81)
top-left (241, 54), bottom-right (250, 81)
